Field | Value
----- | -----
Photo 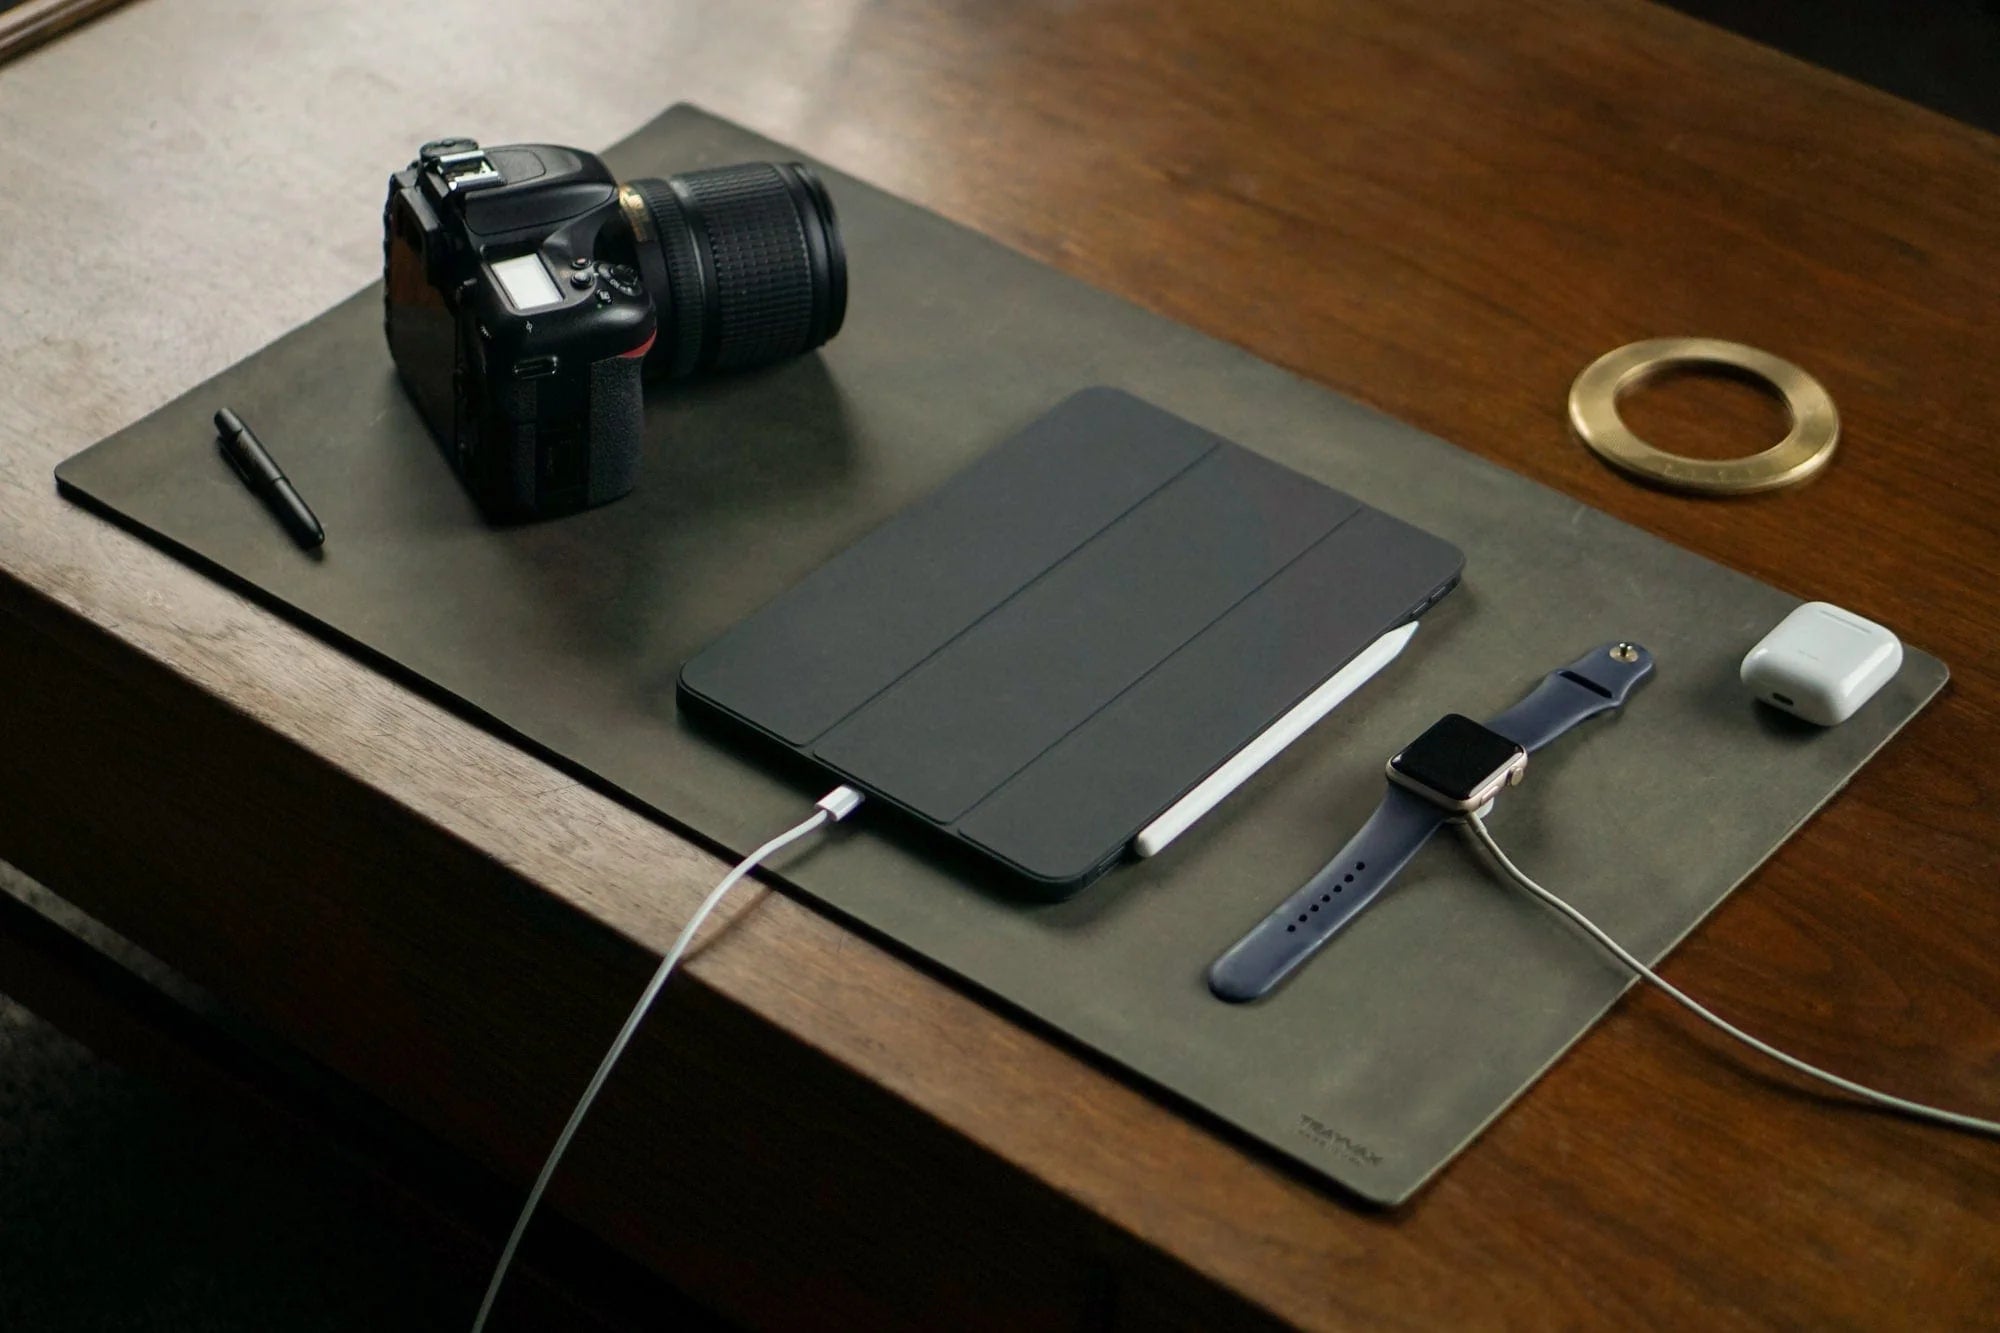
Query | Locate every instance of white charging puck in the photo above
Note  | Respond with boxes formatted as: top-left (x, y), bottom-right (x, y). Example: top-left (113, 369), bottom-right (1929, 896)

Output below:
top-left (1741, 601), bottom-right (1902, 726)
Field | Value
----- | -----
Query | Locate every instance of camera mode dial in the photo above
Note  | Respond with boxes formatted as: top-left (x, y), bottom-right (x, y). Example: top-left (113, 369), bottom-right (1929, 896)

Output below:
top-left (596, 262), bottom-right (643, 299)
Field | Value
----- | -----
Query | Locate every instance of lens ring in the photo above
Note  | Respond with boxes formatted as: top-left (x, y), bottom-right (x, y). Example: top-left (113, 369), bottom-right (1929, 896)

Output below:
top-left (776, 163), bottom-right (847, 348)
top-left (665, 173), bottom-right (730, 373)
top-left (772, 166), bottom-right (830, 350)
top-left (683, 164), bottom-right (811, 372)
top-left (615, 183), bottom-right (672, 325)
top-left (624, 178), bottom-right (709, 380)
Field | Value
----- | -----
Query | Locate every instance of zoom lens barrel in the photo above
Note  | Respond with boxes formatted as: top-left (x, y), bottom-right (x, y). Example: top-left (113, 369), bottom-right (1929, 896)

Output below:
top-left (619, 162), bottom-right (846, 381)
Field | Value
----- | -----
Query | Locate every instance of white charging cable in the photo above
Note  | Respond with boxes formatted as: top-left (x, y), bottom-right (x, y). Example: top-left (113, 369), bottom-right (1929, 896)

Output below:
top-left (471, 785), bottom-right (865, 1333)
top-left (1462, 813), bottom-right (2000, 1138)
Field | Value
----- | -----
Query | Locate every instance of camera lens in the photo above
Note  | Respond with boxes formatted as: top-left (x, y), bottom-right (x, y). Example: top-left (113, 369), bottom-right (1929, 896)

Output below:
top-left (618, 162), bottom-right (846, 381)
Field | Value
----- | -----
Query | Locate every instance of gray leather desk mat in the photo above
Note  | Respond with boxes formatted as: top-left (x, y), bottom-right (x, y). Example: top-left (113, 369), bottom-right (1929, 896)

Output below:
top-left (57, 105), bottom-right (1946, 1205)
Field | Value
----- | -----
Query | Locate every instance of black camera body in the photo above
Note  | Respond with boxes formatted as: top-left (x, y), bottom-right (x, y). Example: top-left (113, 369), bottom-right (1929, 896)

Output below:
top-left (384, 137), bottom-right (845, 521)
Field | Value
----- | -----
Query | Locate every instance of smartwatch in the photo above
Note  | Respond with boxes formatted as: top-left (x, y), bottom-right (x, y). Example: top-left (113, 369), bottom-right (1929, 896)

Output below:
top-left (1207, 642), bottom-right (1654, 1002)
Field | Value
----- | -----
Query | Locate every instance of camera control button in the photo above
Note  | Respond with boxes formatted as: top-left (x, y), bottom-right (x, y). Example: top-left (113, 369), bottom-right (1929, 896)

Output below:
top-left (598, 263), bottom-right (643, 298)
top-left (568, 270), bottom-right (595, 290)
top-left (570, 256), bottom-right (591, 269)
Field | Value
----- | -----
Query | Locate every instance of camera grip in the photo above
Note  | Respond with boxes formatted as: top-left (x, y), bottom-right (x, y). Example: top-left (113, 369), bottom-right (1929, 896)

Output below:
top-left (585, 338), bottom-right (652, 506)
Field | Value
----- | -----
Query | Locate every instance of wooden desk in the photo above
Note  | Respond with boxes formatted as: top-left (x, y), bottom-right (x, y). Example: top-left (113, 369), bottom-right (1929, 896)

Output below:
top-left (3, 1), bottom-right (1996, 1326)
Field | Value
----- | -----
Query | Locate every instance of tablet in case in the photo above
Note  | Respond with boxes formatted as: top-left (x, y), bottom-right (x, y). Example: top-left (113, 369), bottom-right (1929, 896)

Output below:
top-left (678, 387), bottom-right (1464, 895)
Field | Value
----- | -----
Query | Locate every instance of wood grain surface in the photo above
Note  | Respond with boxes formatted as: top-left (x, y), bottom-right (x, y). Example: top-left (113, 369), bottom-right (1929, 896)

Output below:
top-left (2, 1), bottom-right (1997, 1328)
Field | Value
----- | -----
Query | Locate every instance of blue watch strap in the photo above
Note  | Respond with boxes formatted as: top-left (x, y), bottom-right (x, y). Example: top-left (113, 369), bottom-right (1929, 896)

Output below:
top-left (1207, 784), bottom-right (1448, 1002)
top-left (1206, 642), bottom-right (1653, 1003)
top-left (1483, 643), bottom-right (1654, 753)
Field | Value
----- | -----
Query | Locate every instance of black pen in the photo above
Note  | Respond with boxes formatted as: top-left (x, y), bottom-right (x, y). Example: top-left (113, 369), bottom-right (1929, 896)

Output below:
top-left (214, 407), bottom-right (325, 550)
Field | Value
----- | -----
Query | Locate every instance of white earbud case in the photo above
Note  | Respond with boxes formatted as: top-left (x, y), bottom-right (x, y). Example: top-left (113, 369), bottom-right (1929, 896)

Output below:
top-left (1741, 601), bottom-right (1903, 726)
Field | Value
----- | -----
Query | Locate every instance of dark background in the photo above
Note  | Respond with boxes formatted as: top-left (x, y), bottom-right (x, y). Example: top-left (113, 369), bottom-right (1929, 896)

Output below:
top-left (1661, 0), bottom-right (2000, 133)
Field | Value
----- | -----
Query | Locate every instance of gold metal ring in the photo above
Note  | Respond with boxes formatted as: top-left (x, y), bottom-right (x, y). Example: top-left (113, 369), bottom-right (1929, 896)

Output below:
top-left (1568, 338), bottom-right (1838, 495)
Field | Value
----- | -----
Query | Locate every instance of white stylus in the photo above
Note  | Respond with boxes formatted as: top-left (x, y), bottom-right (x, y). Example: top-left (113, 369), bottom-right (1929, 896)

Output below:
top-left (1132, 621), bottom-right (1419, 858)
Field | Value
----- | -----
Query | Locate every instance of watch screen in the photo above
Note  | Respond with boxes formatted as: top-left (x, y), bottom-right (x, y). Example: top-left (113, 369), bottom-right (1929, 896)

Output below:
top-left (1391, 713), bottom-right (1523, 801)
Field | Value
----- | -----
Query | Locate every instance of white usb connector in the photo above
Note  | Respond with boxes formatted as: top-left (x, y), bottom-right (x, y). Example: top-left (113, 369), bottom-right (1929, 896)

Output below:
top-left (818, 784), bottom-right (865, 822)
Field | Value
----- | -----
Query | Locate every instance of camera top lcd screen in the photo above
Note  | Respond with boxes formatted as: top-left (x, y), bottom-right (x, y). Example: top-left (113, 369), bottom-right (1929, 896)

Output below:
top-left (489, 255), bottom-right (565, 312)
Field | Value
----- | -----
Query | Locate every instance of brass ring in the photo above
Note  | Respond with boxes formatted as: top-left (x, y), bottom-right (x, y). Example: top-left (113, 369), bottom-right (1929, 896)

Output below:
top-left (1568, 338), bottom-right (1838, 495)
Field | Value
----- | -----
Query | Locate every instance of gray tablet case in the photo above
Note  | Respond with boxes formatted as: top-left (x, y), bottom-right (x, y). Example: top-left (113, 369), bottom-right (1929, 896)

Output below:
top-left (679, 387), bottom-right (1463, 894)
top-left (53, 105), bottom-right (1948, 1204)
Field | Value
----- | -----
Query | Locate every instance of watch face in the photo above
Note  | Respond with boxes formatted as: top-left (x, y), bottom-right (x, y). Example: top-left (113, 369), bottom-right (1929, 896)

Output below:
top-left (1390, 713), bottom-right (1524, 803)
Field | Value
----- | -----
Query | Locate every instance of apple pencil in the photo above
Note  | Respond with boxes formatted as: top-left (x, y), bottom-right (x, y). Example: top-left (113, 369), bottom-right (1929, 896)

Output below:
top-left (1132, 621), bottom-right (1418, 858)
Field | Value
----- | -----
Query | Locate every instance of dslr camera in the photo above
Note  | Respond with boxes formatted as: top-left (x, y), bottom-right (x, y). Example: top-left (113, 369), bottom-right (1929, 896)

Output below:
top-left (384, 138), bottom-right (846, 519)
